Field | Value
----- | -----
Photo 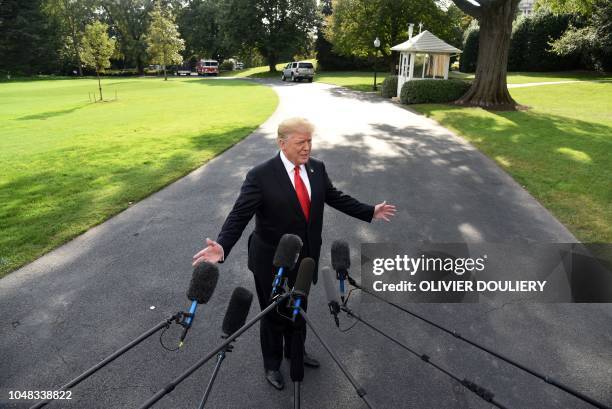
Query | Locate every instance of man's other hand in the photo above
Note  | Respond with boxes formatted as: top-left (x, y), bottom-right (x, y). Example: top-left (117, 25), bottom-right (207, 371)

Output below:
top-left (192, 238), bottom-right (224, 266)
top-left (373, 201), bottom-right (397, 222)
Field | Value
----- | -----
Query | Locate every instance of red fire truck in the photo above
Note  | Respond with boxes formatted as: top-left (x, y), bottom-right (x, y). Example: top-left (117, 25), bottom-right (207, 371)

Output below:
top-left (196, 60), bottom-right (219, 76)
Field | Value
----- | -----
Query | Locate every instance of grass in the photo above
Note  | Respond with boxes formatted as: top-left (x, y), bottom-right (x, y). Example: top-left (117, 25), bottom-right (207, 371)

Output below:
top-left (412, 82), bottom-right (612, 244)
top-left (315, 71), bottom-right (389, 92)
top-left (0, 77), bottom-right (278, 277)
top-left (449, 70), bottom-right (612, 84)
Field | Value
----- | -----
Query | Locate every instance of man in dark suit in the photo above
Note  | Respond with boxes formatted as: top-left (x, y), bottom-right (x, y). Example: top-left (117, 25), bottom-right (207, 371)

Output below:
top-left (192, 117), bottom-right (396, 390)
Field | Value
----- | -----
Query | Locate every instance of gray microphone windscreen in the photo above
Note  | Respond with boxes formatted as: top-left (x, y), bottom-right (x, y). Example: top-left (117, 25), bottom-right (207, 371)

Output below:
top-left (294, 258), bottom-right (315, 296)
top-left (321, 267), bottom-right (339, 304)
top-left (187, 262), bottom-right (219, 304)
top-left (222, 287), bottom-right (253, 335)
top-left (273, 234), bottom-right (303, 269)
top-left (331, 240), bottom-right (350, 271)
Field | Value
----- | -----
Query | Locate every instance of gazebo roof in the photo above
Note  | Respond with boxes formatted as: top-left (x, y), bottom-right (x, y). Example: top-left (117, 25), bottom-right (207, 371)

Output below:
top-left (390, 30), bottom-right (462, 54)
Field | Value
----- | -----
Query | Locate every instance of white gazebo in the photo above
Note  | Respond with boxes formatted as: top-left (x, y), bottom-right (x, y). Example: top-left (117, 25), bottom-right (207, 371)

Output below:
top-left (391, 26), bottom-right (462, 96)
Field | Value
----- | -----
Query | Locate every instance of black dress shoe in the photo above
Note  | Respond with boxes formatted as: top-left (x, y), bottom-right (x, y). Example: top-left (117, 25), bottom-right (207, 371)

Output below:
top-left (303, 353), bottom-right (320, 368)
top-left (265, 369), bottom-right (284, 390)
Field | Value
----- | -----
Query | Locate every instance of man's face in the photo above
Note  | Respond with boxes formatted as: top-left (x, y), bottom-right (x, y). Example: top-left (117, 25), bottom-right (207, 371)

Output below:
top-left (279, 132), bottom-right (312, 166)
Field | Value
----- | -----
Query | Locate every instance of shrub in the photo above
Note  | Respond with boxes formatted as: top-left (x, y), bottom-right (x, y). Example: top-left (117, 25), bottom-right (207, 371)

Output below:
top-left (460, 23), bottom-right (479, 73)
top-left (380, 75), bottom-right (398, 98)
top-left (400, 79), bottom-right (471, 104)
top-left (220, 60), bottom-right (235, 71)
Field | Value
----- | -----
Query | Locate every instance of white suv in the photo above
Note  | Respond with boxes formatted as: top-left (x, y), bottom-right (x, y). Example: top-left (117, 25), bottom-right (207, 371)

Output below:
top-left (281, 61), bottom-right (315, 82)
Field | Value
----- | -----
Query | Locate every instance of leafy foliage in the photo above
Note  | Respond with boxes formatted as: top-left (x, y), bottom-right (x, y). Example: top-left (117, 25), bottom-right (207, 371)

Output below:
top-left (549, 0), bottom-right (612, 71)
top-left (0, 0), bottom-right (64, 75)
top-left (459, 23), bottom-right (479, 73)
top-left (325, 0), bottom-right (459, 72)
top-left (399, 79), bottom-right (471, 104)
top-left (222, 0), bottom-right (319, 71)
top-left (81, 21), bottom-right (116, 74)
top-left (145, 2), bottom-right (185, 79)
top-left (380, 75), bottom-right (398, 98)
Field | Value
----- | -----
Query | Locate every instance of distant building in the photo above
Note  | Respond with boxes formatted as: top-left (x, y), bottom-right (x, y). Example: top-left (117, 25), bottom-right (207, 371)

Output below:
top-left (518, 0), bottom-right (535, 15)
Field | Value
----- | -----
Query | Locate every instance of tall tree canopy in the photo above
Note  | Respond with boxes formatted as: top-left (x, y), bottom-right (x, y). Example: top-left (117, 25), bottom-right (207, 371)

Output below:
top-left (222, 0), bottom-right (319, 72)
top-left (0, 0), bottom-right (64, 75)
top-left (145, 2), bottom-right (185, 80)
top-left (43, 0), bottom-right (96, 76)
top-left (178, 0), bottom-right (228, 62)
top-left (325, 0), bottom-right (459, 72)
top-left (100, 0), bottom-right (155, 73)
top-left (452, 0), bottom-right (521, 109)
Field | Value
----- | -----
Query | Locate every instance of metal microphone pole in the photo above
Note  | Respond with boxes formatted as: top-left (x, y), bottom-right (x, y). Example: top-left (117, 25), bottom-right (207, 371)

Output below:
top-left (345, 276), bottom-right (611, 409)
top-left (196, 341), bottom-right (233, 409)
top-left (138, 292), bottom-right (291, 409)
top-left (298, 308), bottom-right (376, 409)
top-left (30, 312), bottom-right (185, 409)
top-left (340, 306), bottom-right (510, 409)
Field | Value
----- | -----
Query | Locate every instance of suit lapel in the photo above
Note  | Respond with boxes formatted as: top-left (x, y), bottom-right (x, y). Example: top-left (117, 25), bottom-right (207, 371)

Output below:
top-left (273, 153), bottom-right (306, 222)
top-left (305, 160), bottom-right (320, 227)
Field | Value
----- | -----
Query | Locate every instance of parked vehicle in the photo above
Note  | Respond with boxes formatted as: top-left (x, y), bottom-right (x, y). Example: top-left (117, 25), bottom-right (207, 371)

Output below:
top-left (175, 62), bottom-right (192, 76)
top-left (281, 61), bottom-right (315, 82)
top-left (196, 59), bottom-right (219, 76)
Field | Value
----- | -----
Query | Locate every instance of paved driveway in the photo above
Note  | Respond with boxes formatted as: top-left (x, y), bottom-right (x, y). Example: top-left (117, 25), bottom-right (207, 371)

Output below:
top-left (1, 79), bottom-right (610, 409)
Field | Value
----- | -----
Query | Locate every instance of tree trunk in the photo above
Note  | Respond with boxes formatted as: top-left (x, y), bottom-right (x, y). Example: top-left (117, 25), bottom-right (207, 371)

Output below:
top-left (268, 51), bottom-right (278, 72)
top-left (96, 70), bottom-right (103, 101)
top-left (163, 65), bottom-right (167, 81)
top-left (455, 0), bottom-right (520, 110)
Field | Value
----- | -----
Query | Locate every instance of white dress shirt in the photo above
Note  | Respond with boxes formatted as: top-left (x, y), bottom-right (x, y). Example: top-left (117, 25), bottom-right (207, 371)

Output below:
top-left (279, 150), bottom-right (311, 199)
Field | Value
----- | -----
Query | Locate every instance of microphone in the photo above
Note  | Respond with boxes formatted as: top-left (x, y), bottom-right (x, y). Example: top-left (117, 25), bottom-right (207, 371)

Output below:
top-left (179, 262), bottom-right (219, 347)
top-left (331, 240), bottom-right (350, 302)
top-left (321, 267), bottom-right (341, 327)
top-left (222, 287), bottom-right (253, 337)
top-left (270, 234), bottom-right (303, 299)
top-left (291, 258), bottom-right (315, 322)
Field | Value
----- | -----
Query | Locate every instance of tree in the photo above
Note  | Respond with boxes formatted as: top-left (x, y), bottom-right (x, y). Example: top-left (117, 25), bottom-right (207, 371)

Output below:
top-left (549, 0), bottom-right (612, 71)
top-left (178, 0), bottom-right (229, 62)
top-left (145, 2), bottom-right (185, 80)
top-left (222, 0), bottom-right (319, 72)
top-left (100, 0), bottom-right (155, 74)
top-left (452, 0), bottom-right (521, 109)
top-left (325, 0), bottom-right (454, 72)
top-left (535, 0), bottom-right (594, 16)
top-left (0, 0), bottom-right (64, 75)
top-left (81, 21), bottom-right (116, 101)
top-left (43, 0), bottom-right (96, 76)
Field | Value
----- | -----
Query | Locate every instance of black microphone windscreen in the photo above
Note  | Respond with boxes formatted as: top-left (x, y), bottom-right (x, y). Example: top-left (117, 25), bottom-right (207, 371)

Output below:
top-left (294, 258), bottom-right (315, 296)
top-left (187, 262), bottom-right (219, 304)
top-left (321, 267), bottom-right (339, 304)
top-left (222, 287), bottom-right (253, 335)
top-left (331, 240), bottom-right (350, 271)
top-left (273, 234), bottom-right (303, 269)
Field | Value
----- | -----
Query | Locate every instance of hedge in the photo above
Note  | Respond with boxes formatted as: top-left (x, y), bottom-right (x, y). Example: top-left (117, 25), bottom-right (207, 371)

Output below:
top-left (380, 75), bottom-right (398, 98)
top-left (400, 79), bottom-right (471, 104)
top-left (461, 10), bottom-right (585, 73)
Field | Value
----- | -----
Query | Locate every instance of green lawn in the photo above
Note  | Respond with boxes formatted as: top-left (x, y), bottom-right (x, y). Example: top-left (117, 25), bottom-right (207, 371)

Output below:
top-left (0, 77), bottom-right (278, 276)
top-left (449, 70), bottom-right (612, 84)
top-left (412, 82), bottom-right (612, 243)
top-left (315, 71), bottom-right (389, 92)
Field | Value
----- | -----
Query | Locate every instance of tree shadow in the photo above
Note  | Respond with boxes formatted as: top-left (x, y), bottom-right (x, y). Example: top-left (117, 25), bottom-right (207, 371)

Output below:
top-left (17, 103), bottom-right (90, 121)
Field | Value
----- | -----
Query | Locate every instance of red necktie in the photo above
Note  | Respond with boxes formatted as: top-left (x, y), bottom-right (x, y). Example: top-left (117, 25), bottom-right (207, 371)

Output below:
top-left (294, 166), bottom-right (310, 221)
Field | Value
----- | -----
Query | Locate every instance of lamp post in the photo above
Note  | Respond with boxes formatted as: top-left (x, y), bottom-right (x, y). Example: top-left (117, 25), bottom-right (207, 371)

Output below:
top-left (373, 37), bottom-right (380, 91)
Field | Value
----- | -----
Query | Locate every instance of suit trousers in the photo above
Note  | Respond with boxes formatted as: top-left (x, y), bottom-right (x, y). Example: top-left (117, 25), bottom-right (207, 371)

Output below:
top-left (252, 265), bottom-right (307, 371)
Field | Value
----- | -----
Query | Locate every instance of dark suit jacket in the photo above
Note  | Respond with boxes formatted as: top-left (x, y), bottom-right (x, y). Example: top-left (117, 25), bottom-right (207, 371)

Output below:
top-left (217, 153), bottom-right (374, 284)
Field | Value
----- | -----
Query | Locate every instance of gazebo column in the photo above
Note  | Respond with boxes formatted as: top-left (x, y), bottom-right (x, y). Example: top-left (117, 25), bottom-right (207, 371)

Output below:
top-left (408, 52), bottom-right (415, 80)
top-left (444, 59), bottom-right (449, 79)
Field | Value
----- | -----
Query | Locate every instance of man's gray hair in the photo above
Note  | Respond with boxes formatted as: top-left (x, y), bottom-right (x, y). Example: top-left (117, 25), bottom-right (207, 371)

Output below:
top-left (277, 117), bottom-right (315, 142)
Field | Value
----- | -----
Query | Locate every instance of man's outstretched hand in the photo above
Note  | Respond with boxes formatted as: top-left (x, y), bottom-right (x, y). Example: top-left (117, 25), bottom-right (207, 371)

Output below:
top-left (192, 238), bottom-right (224, 266)
top-left (373, 201), bottom-right (397, 222)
